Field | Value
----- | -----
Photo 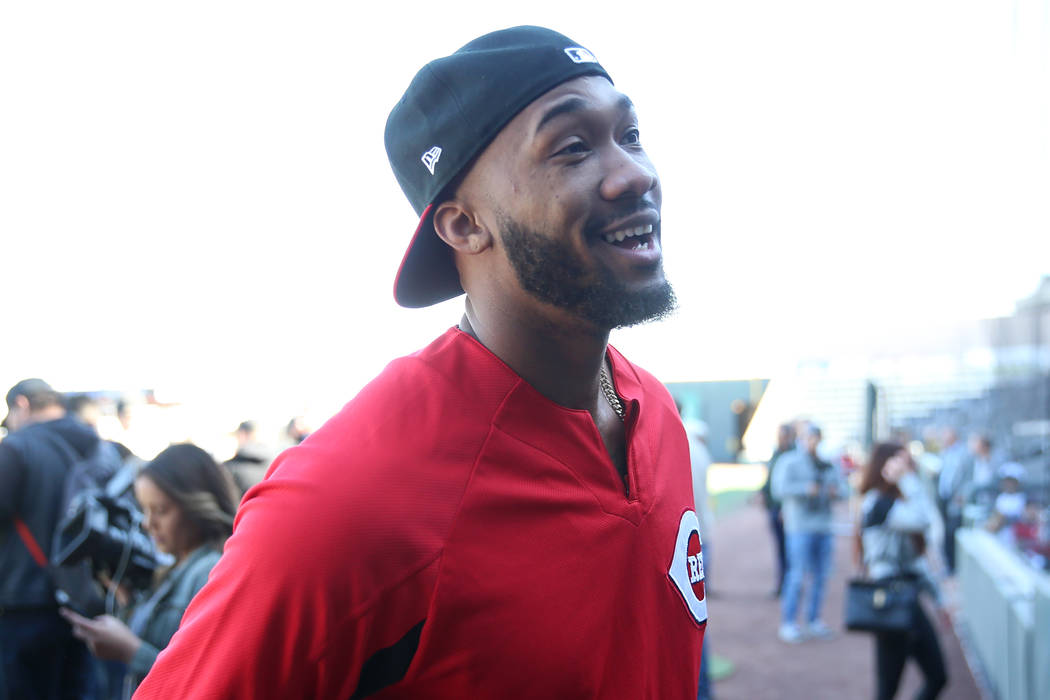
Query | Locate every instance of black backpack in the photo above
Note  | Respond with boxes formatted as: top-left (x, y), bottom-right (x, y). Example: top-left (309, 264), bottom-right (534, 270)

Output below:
top-left (54, 438), bottom-right (125, 514)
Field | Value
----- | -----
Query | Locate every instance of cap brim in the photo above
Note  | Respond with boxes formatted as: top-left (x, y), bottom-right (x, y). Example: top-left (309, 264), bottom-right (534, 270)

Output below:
top-left (393, 204), bottom-right (464, 308)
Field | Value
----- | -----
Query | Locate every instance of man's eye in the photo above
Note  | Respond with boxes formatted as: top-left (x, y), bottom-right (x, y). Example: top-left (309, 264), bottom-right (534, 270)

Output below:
top-left (622, 128), bottom-right (642, 146)
top-left (555, 141), bottom-right (589, 157)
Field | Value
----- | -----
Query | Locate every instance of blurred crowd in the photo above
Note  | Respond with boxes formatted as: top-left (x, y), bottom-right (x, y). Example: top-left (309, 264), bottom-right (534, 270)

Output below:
top-left (0, 378), bottom-right (308, 700)
top-left (928, 430), bottom-right (1049, 572)
top-left (753, 418), bottom-right (1048, 700)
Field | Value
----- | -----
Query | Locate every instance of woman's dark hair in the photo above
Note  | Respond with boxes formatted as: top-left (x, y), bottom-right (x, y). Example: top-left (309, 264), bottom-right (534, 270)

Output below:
top-left (858, 442), bottom-right (906, 498)
top-left (856, 441), bottom-right (925, 556)
top-left (139, 443), bottom-right (239, 549)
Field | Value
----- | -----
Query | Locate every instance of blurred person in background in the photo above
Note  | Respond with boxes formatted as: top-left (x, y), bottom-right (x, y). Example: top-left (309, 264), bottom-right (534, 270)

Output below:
top-left (681, 413), bottom-right (714, 582)
top-left (858, 442), bottom-right (948, 700)
top-left (222, 421), bottom-right (272, 496)
top-left (1012, 500), bottom-right (1045, 567)
top-left (966, 434), bottom-right (997, 507)
top-left (935, 427), bottom-right (971, 574)
top-left (679, 406), bottom-right (714, 700)
top-left (104, 399), bottom-right (142, 464)
top-left (0, 379), bottom-right (103, 700)
top-left (62, 394), bottom-right (125, 503)
top-left (284, 416), bottom-right (311, 446)
top-left (760, 422), bottom-right (795, 598)
top-left (68, 393), bottom-right (102, 429)
top-left (771, 423), bottom-right (846, 642)
top-left (985, 462), bottom-right (1027, 547)
top-left (84, 396), bottom-right (134, 464)
top-left (60, 443), bottom-right (238, 699)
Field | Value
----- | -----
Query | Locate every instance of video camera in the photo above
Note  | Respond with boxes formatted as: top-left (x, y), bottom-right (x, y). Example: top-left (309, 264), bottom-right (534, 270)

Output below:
top-left (52, 477), bottom-right (168, 594)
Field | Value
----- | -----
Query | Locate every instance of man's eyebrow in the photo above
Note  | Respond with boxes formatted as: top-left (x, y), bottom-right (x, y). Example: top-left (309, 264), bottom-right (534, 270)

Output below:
top-left (535, 94), bottom-right (635, 133)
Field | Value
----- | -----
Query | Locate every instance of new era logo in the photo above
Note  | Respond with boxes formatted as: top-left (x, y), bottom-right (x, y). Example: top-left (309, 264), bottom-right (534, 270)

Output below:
top-left (564, 47), bottom-right (597, 64)
top-left (421, 146), bottom-right (442, 175)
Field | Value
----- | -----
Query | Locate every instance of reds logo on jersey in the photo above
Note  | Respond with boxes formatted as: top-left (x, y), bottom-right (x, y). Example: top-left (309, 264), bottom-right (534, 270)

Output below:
top-left (668, 510), bottom-right (708, 626)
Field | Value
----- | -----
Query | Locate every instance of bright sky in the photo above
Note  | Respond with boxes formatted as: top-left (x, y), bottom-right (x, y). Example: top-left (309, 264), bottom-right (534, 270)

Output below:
top-left (2, 1), bottom-right (1048, 428)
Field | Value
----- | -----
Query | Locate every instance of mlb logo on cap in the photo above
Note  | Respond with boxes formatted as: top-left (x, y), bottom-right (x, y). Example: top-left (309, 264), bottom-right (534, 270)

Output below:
top-left (564, 47), bottom-right (598, 64)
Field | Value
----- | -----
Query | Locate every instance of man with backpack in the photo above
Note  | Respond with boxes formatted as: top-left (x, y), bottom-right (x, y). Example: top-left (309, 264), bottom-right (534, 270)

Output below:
top-left (0, 378), bottom-right (115, 699)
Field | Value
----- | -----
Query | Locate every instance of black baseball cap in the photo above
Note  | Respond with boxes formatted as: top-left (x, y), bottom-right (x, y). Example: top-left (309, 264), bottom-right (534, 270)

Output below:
top-left (3, 378), bottom-right (56, 430)
top-left (6, 378), bottom-right (55, 408)
top-left (385, 26), bottom-right (612, 308)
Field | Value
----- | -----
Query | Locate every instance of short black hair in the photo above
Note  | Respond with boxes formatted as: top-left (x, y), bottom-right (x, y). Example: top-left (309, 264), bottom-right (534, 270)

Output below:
top-left (66, 393), bottom-right (97, 415)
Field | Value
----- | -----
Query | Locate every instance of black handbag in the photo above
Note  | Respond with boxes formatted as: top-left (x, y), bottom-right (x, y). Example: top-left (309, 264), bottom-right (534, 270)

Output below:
top-left (844, 577), bottom-right (919, 633)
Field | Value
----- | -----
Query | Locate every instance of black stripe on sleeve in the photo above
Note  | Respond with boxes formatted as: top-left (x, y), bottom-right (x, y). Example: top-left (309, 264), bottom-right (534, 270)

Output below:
top-left (349, 619), bottom-right (425, 699)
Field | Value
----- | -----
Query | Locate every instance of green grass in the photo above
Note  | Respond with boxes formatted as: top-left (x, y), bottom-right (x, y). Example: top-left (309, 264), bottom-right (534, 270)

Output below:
top-left (711, 489), bottom-right (756, 518)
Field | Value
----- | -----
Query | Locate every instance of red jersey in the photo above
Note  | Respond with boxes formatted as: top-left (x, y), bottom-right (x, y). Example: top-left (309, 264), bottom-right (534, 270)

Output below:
top-left (135, 329), bottom-right (705, 699)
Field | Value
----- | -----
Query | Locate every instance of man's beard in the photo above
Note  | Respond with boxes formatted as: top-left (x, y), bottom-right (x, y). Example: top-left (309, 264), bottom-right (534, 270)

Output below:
top-left (499, 214), bottom-right (676, 329)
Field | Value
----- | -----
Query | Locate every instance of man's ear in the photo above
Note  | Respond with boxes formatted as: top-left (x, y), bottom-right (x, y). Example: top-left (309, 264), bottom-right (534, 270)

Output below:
top-left (433, 200), bottom-right (493, 255)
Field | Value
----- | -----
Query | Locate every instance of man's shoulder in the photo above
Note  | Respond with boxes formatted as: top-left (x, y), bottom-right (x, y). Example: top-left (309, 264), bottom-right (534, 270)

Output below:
top-left (3, 421), bottom-right (48, 446)
top-left (258, 329), bottom-right (517, 521)
top-left (320, 328), bottom-right (518, 450)
top-left (223, 332), bottom-right (501, 611)
top-left (1, 421), bottom-right (64, 461)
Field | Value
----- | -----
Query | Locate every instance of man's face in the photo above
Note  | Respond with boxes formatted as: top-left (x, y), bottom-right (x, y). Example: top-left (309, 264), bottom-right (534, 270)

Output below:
top-left (803, 431), bottom-right (821, 454)
top-left (3, 397), bottom-right (29, 433)
top-left (459, 76), bottom-right (674, 329)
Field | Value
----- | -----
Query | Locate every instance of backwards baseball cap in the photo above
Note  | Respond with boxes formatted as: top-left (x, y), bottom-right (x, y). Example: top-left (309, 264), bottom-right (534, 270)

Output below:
top-left (3, 378), bottom-right (57, 430)
top-left (6, 378), bottom-right (56, 408)
top-left (385, 25), bottom-right (612, 308)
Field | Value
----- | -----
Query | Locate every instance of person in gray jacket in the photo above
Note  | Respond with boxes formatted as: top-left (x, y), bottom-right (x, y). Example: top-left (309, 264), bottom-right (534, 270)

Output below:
top-left (60, 443), bottom-right (239, 698)
top-left (859, 443), bottom-right (947, 700)
top-left (771, 423), bottom-right (846, 642)
top-left (935, 428), bottom-right (971, 574)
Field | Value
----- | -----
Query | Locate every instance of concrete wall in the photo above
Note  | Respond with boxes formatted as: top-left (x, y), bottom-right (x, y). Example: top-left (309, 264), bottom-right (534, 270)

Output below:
top-left (956, 529), bottom-right (1050, 700)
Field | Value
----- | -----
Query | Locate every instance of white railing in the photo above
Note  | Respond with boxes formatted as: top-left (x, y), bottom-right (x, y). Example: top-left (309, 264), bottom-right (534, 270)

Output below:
top-left (955, 529), bottom-right (1050, 700)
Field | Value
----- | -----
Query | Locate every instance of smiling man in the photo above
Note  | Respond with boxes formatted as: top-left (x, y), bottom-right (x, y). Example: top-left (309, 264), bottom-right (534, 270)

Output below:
top-left (135, 26), bottom-right (705, 699)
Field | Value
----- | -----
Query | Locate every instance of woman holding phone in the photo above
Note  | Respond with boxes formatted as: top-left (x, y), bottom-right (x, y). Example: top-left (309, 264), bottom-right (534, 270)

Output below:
top-left (61, 443), bottom-right (238, 698)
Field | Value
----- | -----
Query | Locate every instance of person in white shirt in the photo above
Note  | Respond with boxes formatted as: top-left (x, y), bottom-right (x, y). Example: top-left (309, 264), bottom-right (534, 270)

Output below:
top-left (680, 410), bottom-right (715, 700)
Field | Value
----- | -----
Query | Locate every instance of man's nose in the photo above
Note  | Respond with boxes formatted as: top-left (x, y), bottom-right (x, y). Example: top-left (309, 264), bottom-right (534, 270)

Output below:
top-left (599, 148), bottom-right (658, 201)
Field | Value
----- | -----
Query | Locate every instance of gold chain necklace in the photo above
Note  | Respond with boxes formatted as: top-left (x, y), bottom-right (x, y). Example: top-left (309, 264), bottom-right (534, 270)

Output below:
top-left (599, 360), bottom-right (626, 421)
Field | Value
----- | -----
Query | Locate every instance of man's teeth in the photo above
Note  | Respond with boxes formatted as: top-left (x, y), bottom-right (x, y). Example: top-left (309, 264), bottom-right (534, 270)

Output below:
top-left (603, 223), bottom-right (654, 244)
